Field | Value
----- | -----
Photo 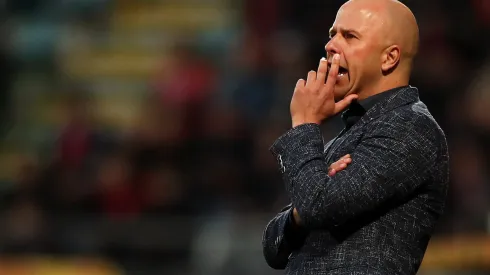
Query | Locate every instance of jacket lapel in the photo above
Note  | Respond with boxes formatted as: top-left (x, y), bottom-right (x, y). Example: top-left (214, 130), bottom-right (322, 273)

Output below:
top-left (324, 86), bottom-right (420, 164)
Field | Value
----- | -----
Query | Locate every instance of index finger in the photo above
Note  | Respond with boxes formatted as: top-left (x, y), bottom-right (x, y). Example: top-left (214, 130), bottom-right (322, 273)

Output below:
top-left (316, 57), bottom-right (328, 84)
top-left (325, 54), bottom-right (340, 90)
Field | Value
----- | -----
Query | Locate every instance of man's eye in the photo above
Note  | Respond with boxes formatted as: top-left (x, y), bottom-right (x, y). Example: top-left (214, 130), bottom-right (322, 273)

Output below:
top-left (345, 33), bottom-right (356, 39)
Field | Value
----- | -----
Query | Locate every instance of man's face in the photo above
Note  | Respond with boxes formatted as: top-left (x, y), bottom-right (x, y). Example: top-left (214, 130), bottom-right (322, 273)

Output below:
top-left (326, 4), bottom-right (385, 101)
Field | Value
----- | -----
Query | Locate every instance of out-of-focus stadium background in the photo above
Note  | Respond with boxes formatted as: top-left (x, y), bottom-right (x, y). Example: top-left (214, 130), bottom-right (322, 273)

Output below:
top-left (0, 0), bottom-right (488, 274)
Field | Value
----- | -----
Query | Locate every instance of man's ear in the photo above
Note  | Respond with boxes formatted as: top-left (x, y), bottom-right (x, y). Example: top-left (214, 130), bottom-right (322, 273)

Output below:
top-left (381, 45), bottom-right (400, 74)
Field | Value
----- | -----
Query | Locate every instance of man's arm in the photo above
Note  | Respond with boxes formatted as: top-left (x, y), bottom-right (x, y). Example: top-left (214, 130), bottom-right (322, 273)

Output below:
top-left (262, 204), bottom-right (308, 269)
top-left (270, 115), bottom-right (442, 230)
top-left (262, 155), bottom-right (351, 268)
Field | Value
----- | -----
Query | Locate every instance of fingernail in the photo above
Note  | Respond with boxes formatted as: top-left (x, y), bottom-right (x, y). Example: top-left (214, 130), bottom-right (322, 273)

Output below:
top-left (334, 54), bottom-right (340, 61)
top-left (321, 57), bottom-right (326, 61)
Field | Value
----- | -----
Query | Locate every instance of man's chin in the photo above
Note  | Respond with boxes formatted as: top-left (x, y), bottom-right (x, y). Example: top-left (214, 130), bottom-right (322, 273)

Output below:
top-left (333, 89), bottom-right (349, 102)
top-left (334, 85), bottom-right (356, 102)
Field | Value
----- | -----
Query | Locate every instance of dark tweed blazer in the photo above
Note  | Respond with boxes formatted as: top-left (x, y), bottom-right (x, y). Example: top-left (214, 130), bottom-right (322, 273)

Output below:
top-left (262, 86), bottom-right (449, 275)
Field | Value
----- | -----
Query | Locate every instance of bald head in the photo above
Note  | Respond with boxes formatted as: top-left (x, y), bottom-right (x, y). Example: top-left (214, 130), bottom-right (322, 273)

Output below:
top-left (342, 0), bottom-right (419, 62)
top-left (388, 0), bottom-right (419, 58)
top-left (325, 0), bottom-right (419, 100)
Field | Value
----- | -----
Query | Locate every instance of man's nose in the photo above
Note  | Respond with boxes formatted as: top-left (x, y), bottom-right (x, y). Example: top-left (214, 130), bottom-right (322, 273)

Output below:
top-left (325, 39), bottom-right (340, 56)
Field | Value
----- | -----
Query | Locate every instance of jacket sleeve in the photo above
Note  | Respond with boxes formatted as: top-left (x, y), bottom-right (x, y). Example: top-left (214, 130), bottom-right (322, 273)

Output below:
top-left (269, 115), bottom-right (443, 230)
top-left (262, 203), bottom-right (309, 269)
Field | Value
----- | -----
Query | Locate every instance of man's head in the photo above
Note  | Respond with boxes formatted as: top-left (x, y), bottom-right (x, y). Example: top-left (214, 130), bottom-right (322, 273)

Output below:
top-left (326, 0), bottom-right (419, 101)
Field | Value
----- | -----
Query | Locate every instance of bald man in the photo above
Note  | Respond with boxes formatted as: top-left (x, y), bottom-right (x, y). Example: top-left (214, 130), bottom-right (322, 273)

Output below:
top-left (262, 0), bottom-right (449, 274)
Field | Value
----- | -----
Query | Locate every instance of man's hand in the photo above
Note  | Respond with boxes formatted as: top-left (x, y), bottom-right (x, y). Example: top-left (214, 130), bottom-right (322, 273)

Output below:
top-left (328, 154), bottom-right (351, 176)
top-left (290, 54), bottom-right (358, 128)
top-left (292, 154), bottom-right (352, 225)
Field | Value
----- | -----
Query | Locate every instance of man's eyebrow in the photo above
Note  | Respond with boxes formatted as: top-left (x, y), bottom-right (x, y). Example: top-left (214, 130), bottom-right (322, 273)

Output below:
top-left (329, 27), bottom-right (362, 37)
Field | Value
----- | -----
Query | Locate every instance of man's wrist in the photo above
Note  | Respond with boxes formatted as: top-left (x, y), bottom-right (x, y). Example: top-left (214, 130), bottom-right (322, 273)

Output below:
top-left (284, 208), bottom-right (309, 249)
top-left (292, 207), bottom-right (302, 227)
top-left (286, 208), bottom-right (301, 233)
top-left (292, 118), bottom-right (321, 128)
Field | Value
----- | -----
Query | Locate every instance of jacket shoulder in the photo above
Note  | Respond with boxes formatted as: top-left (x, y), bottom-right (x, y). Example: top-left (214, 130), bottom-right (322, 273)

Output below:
top-left (367, 100), bottom-right (447, 150)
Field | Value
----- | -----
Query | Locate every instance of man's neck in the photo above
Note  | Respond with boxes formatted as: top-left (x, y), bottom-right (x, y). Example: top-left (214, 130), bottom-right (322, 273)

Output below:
top-left (356, 79), bottom-right (409, 101)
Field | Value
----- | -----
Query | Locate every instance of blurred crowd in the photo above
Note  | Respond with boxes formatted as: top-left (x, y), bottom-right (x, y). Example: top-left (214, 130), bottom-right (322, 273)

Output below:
top-left (0, 0), bottom-right (489, 274)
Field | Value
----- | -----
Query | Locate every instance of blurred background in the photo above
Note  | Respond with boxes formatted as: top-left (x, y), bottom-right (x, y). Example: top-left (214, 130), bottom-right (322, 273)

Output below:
top-left (0, 0), bottom-right (488, 274)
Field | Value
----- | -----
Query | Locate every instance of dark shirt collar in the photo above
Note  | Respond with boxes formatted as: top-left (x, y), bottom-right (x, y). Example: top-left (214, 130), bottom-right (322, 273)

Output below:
top-left (341, 85), bottom-right (408, 128)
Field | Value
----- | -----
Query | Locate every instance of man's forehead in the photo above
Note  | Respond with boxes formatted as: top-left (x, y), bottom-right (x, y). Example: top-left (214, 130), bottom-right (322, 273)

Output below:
top-left (331, 5), bottom-right (383, 33)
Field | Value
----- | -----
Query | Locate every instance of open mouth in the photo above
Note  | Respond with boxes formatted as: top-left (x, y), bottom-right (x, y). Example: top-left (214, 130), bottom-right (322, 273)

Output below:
top-left (328, 64), bottom-right (349, 77)
top-left (338, 66), bottom-right (348, 77)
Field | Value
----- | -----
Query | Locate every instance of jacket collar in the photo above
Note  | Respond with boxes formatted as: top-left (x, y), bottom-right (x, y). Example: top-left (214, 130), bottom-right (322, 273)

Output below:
top-left (358, 85), bottom-right (420, 127)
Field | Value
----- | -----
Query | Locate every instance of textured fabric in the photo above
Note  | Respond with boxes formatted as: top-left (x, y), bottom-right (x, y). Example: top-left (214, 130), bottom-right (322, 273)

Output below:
top-left (262, 86), bottom-right (449, 275)
top-left (341, 86), bottom-right (404, 128)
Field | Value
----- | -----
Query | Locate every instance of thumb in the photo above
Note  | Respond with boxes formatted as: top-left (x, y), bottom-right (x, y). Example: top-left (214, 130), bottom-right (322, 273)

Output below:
top-left (334, 94), bottom-right (358, 114)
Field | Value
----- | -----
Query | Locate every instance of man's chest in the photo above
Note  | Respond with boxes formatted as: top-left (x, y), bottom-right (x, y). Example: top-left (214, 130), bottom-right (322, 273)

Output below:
top-left (324, 128), bottom-right (364, 165)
